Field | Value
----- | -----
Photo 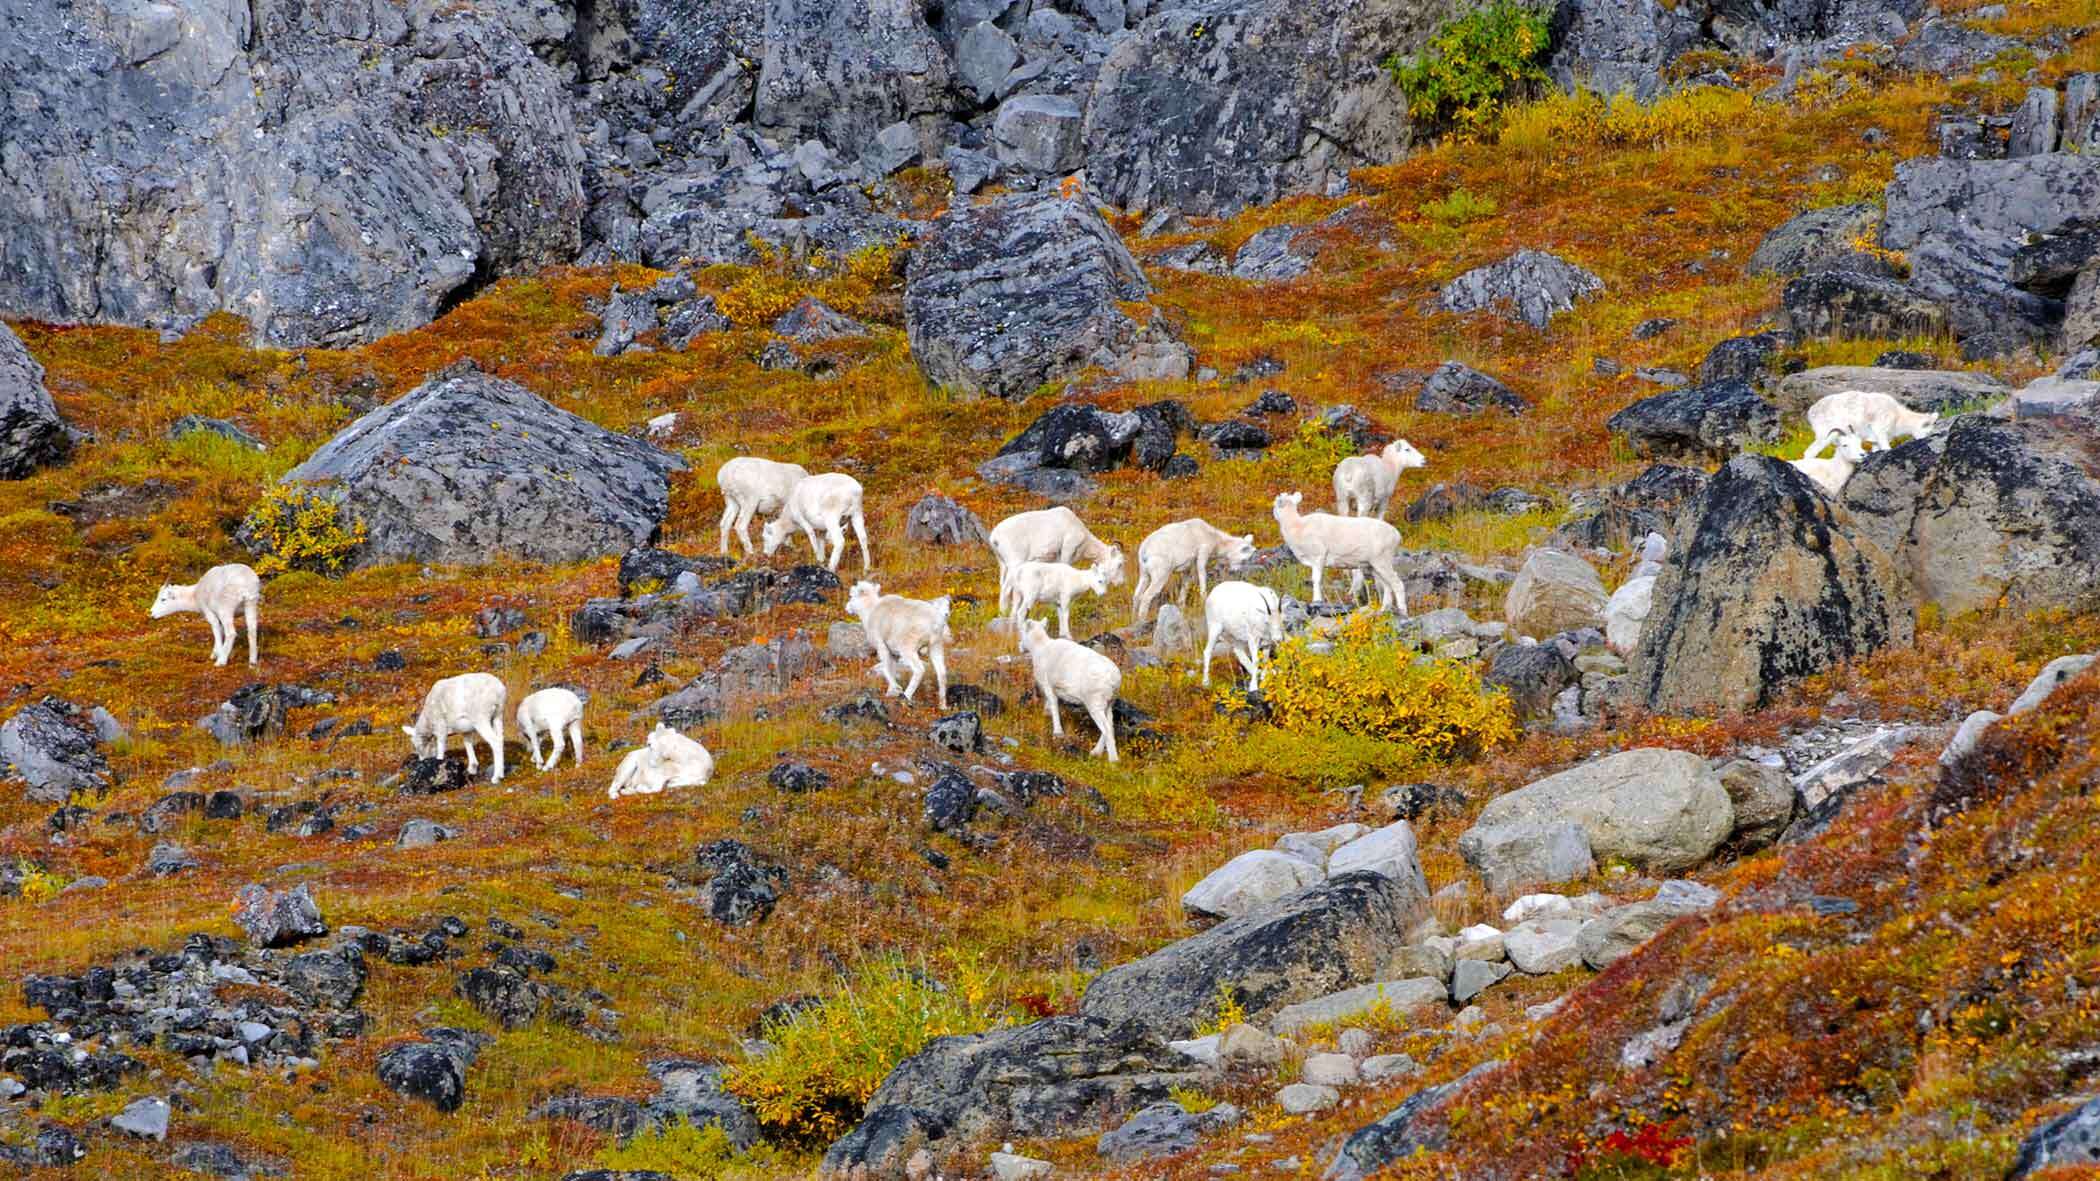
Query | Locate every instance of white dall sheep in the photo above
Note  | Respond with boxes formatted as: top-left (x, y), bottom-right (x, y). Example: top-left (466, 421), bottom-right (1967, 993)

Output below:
top-left (516, 687), bottom-right (585, 772)
top-left (1020, 619), bottom-right (1122, 762)
top-left (1130, 519), bottom-right (1257, 625)
top-left (717, 456), bottom-right (811, 555)
top-left (987, 507), bottom-right (1123, 600)
top-left (1332, 439), bottom-right (1428, 519)
top-left (149, 563), bottom-right (263, 667)
top-left (1605, 575), bottom-right (1656, 656)
top-left (607, 723), bottom-right (715, 799)
top-left (1004, 559), bottom-right (1114, 647)
top-left (846, 582), bottom-right (952, 709)
top-left (1202, 581), bottom-right (1284, 691)
top-left (1790, 432), bottom-right (1869, 498)
top-left (1804, 391), bottom-right (1939, 459)
top-left (1272, 492), bottom-right (1409, 614)
top-left (761, 472), bottom-right (870, 572)
top-left (403, 673), bottom-right (508, 784)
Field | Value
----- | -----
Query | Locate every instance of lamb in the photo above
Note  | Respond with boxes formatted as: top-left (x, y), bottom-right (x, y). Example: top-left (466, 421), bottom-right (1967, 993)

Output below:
top-left (1790, 432), bottom-right (1869, 497)
top-left (1020, 619), bottom-right (1123, 762)
top-left (1332, 439), bottom-right (1428, 519)
top-left (846, 581), bottom-right (952, 709)
top-left (607, 723), bottom-right (714, 799)
top-left (761, 472), bottom-right (870, 572)
top-left (1605, 575), bottom-right (1656, 656)
top-left (1271, 492), bottom-right (1409, 614)
top-left (1004, 559), bottom-right (1113, 647)
top-left (1804, 390), bottom-right (1939, 459)
top-left (1202, 581), bottom-right (1285, 691)
top-left (986, 507), bottom-right (1124, 600)
top-left (149, 563), bottom-right (263, 667)
top-left (403, 673), bottom-right (507, 784)
top-left (516, 687), bottom-right (585, 772)
top-left (1130, 518), bottom-right (1257, 625)
top-left (717, 456), bottom-right (811, 555)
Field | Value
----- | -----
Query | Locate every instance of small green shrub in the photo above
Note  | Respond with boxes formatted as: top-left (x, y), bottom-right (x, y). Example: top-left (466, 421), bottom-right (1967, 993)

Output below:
top-left (1389, 1), bottom-right (1551, 139)
top-left (1419, 187), bottom-right (1501, 225)
top-left (1261, 615), bottom-right (1517, 760)
top-left (1265, 417), bottom-right (1360, 488)
top-left (593, 1122), bottom-right (780, 1179)
top-left (241, 484), bottom-right (367, 577)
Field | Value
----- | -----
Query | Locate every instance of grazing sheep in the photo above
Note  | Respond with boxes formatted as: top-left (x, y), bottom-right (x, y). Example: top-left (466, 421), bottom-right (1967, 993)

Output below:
top-left (761, 472), bottom-right (871, 572)
top-left (607, 723), bottom-right (715, 799)
top-left (149, 563), bottom-right (263, 667)
top-left (516, 687), bottom-right (585, 772)
top-left (1804, 390), bottom-right (1939, 459)
top-left (403, 673), bottom-right (508, 784)
top-left (1202, 581), bottom-right (1285, 690)
top-left (987, 507), bottom-right (1123, 600)
top-left (1790, 432), bottom-right (1869, 497)
top-left (1131, 518), bottom-right (1258, 624)
top-left (846, 581), bottom-right (952, 709)
top-left (1004, 559), bottom-right (1114, 647)
top-left (1605, 575), bottom-right (1657, 656)
top-left (1272, 492), bottom-right (1409, 614)
top-left (1332, 439), bottom-right (1428, 519)
top-left (1020, 619), bottom-right (1122, 762)
top-left (717, 456), bottom-right (811, 555)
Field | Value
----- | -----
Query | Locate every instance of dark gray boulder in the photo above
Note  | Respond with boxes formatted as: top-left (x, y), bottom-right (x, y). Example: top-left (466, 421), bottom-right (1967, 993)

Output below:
top-left (1080, 871), bottom-right (1429, 1037)
top-left (1696, 332), bottom-right (1789, 388)
top-left (1099, 1101), bottom-right (1240, 1162)
top-left (1416, 362), bottom-right (1527, 415)
top-left (1606, 380), bottom-right (1782, 461)
top-left (1484, 643), bottom-right (1576, 720)
top-left (648, 634), bottom-right (820, 725)
top-left (1, 697), bottom-right (111, 802)
top-left (260, 363), bottom-right (683, 570)
top-left (594, 286), bottom-right (661, 357)
top-left (1439, 249), bottom-right (1604, 329)
top-left (233, 883), bottom-right (327, 949)
top-left (1746, 203), bottom-right (1893, 278)
top-left (993, 94), bottom-right (1086, 174)
top-left (0, 324), bottom-right (70, 480)
top-left (994, 403), bottom-right (1143, 473)
top-left (1880, 155), bottom-right (2100, 353)
top-left (1546, 0), bottom-right (1706, 101)
top-left (1780, 271), bottom-right (1947, 342)
top-left (1324, 1063), bottom-right (1497, 1180)
top-left (1769, 364), bottom-right (2007, 415)
top-left (376, 1028), bottom-right (488, 1113)
top-left (904, 494), bottom-right (988, 546)
top-left (754, 0), bottom-right (954, 154)
top-left (906, 193), bottom-right (1188, 398)
top-left (1839, 416), bottom-right (2100, 616)
top-left (772, 297), bottom-right (868, 343)
top-left (0, 0), bottom-right (583, 347)
top-left (1083, 0), bottom-right (1448, 216)
top-left (1634, 456), bottom-right (1913, 713)
top-left (2010, 1097), bottom-right (2100, 1179)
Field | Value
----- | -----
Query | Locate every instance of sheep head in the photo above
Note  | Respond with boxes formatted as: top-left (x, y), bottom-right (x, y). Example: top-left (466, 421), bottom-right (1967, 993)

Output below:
top-left (148, 585), bottom-right (185, 618)
top-left (1223, 534), bottom-right (1257, 567)
top-left (760, 516), bottom-right (794, 555)
top-left (1384, 439), bottom-right (1427, 471)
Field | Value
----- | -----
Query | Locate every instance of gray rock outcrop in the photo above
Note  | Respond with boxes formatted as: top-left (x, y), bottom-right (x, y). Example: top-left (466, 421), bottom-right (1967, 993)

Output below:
top-left (0, 324), bottom-right (70, 479)
top-left (1465, 749), bottom-right (1733, 875)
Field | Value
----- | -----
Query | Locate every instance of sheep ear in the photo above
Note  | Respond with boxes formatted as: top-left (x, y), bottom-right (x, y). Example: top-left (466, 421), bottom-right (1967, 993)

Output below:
top-left (401, 726), bottom-right (416, 739)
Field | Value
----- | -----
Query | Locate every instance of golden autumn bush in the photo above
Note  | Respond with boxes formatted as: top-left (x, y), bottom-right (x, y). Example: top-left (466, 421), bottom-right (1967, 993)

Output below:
top-left (240, 484), bottom-right (368, 576)
top-left (1261, 616), bottom-right (1516, 761)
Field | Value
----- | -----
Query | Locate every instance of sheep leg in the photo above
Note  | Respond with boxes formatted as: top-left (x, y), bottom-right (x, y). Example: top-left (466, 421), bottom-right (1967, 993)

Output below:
top-left (1044, 686), bottom-right (1064, 738)
top-left (823, 519), bottom-right (847, 572)
top-left (485, 718), bottom-right (505, 784)
top-left (1348, 568), bottom-right (1366, 603)
top-left (569, 721), bottom-right (584, 768)
top-left (202, 609), bottom-right (226, 665)
top-left (1086, 696), bottom-right (1118, 762)
top-left (930, 642), bottom-right (948, 711)
top-left (719, 497), bottom-right (739, 554)
top-left (1131, 567), bottom-right (1154, 626)
top-left (522, 720), bottom-right (543, 771)
top-left (1378, 563), bottom-right (1409, 617)
top-left (734, 501), bottom-right (760, 554)
top-left (1196, 553), bottom-right (1210, 606)
top-left (242, 598), bottom-right (259, 665)
top-left (1235, 641), bottom-right (1259, 689)
top-left (873, 637), bottom-right (904, 697)
top-left (851, 509), bottom-right (871, 572)
top-left (458, 728), bottom-right (475, 773)
top-left (1056, 595), bottom-right (1072, 639)
top-left (1310, 561), bottom-right (1325, 604)
top-left (899, 648), bottom-right (926, 703)
top-left (542, 720), bottom-right (562, 771)
top-left (1202, 622), bottom-right (1219, 687)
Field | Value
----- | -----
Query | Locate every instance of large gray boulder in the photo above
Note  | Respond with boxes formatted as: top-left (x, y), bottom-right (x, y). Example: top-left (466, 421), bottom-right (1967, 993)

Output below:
top-left (1771, 365), bottom-right (2007, 415)
top-left (262, 363), bottom-right (683, 570)
top-left (905, 192), bottom-right (1188, 398)
top-left (1082, 872), bottom-right (1429, 1038)
top-left (1465, 749), bottom-right (1732, 875)
top-left (1504, 549), bottom-right (1608, 639)
top-left (1880, 155), bottom-right (2100, 354)
top-left (1840, 415), bottom-right (2100, 616)
top-left (1456, 819), bottom-right (1595, 894)
top-left (2010, 1096), bottom-right (2100, 1179)
top-left (753, 0), bottom-right (954, 154)
top-left (1635, 456), bottom-right (1912, 713)
top-left (0, 324), bottom-right (69, 479)
top-left (1746, 203), bottom-right (1895, 278)
top-left (1439, 249), bottom-right (1604, 329)
top-left (1182, 851), bottom-right (1324, 920)
top-left (1083, 0), bottom-right (1452, 216)
top-left (0, 0), bottom-right (583, 347)
top-left (1606, 379), bottom-right (1782, 461)
top-left (993, 95), bottom-right (1086, 175)
top-left (1545, 0), bottom-right (1705, 101)
top-left (1, 698), bottom-right (112, 802)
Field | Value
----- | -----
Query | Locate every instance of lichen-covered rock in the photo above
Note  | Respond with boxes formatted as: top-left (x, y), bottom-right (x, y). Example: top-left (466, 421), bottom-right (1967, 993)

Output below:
top-left (905, 192), bottom-right (1188, 398)
top-left (2010, 1096), bottom-right (2100, 1179)
top-left (904, 494), bottom-right (988, 546)
top-left (1770, 365), bottom-right (2007, 415)
top-left (1780, 271), bottom-right (1948, 343)
top-left (260, 362), bottom-right (684, 570)
top-left (1504, 549), bottom-right (1608, 640)
top-left (753, 0), bottom-right (953, 154)
top-left (1746, 203), bottom-right (1894, 278)
top-left (1464, 749), bottom-right (1733, 875)
top-left (1, 697), bottom-right (111, 802)
top-left (376, 1028), bottom-right (488, 1113)
top-left (0, 324), bottom-right (70, 480)
top-left (1416, 362), bottom-right (1527, 415)
top-left (1439, 250), bottom-right (1604, 329)
top-left (1606, 380), bottom-right (1783, 461)
top-left (1636, 456), bottom-right (1912, 713)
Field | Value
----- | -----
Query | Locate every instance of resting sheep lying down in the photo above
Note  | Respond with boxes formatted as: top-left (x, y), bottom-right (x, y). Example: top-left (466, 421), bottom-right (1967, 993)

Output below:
top-left (1790, 432), bottom-right (1868, 497)
top-left (1130, 518), bottom-right (1256, 625)
top-left (150, 563), bottom-right (263, 667)
top-left (403, 672), bottom-right (507, 785)
top-left (716, 456), bottom-right (810, 555)
top-left (607, 724), bottom-right (714, 798)
top-left (1331, 438), bottom-right (1428, 519)
top-left (1272, 491), bottom-right (1409, 615)
top-left (1003, 559), bottom-right (1114, 647)
top-left (1202, 580), bottom-right (1284, 691)
top-left (1020, 618), bottom-right (1123, 762)
top-left (1804, 390), bottom-right (1938, 459)
top-left (846, 581), bottom-right (952, 709)
top-left (516, 687), bottom-right (585, 772)
top-left (987, 507), bottom-right (1122, 600)
top-left (762, 472), bottom-right (871, 572)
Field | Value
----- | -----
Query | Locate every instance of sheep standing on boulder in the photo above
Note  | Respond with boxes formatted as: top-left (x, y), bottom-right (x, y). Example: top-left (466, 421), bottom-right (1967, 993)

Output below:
top-left (1130, 518), bottom-right (1256, 625)
top-left (1272, 492), bottom-right (1408, 614)
top-left (1020, 619), bottom-right (1123, 762)
top-left (762, 472), bottom-right (870, 572)
top-left (607, 724), bottom-right (714, 798)
top-left (403, 673), bottom-right (507, 785)
top-left (149, 563), bottom-right (263, 667)
top-left (516, 687), bottom-right (585, 772)
top-left (987, 507), bottom-right (1123, 602)
top-left (1004, 559), bottom-right (1114, 647)
top-left (1202, 581), bottom-right (1284, 690)
top-left (1790, 432), bottom-right (1869, 497)
top-left (717, 456), bottom-right (811, 555)
top-left (1804, 391), bottom-right (1939, 459)
top-left (1332, 439), bottom-right (1427, 519)
top-left (845, 581), bottom-right (952, 709)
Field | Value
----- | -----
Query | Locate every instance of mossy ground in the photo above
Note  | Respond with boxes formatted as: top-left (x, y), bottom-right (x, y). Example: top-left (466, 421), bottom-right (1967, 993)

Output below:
top-left (5, 9), bottom-right (2100, 1177)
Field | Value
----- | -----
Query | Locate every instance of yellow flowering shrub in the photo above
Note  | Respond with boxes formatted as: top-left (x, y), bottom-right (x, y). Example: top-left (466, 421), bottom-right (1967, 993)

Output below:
top-left (1261, 615), bottom-right (1516, 761)
top-left (241, 484), bottom-right (367, 577)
